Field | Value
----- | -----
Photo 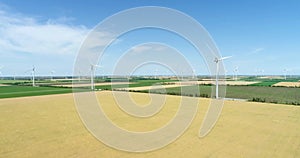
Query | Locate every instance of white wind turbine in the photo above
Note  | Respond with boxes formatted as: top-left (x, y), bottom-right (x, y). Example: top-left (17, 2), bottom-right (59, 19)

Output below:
top-left (24, 66), bottom-right (36, 86)
top-left (31, 66), bottom-right (36, 87)
top-left (154, 69), bottom-right (158, 79)
top-left (234, 66), bottom-right (239, 81)
top-left (214, 56), bottom-right (232, 99)
top-left (260, 69), bottom-right (265, 77)
top-left (90, 64), bottom-right (102, 90)
top-left (50, 70), bottom-right (55, 81)
top-left (283, 69), bottom-right (288, 80)
top-left (192, 68), bottom-right (196, 79)
top-left (255, 68), bottom-right (259, 78)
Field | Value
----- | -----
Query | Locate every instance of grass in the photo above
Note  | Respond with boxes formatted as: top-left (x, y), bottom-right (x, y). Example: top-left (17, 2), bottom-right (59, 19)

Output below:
top-left (0, 85), bottom-right (72, 99)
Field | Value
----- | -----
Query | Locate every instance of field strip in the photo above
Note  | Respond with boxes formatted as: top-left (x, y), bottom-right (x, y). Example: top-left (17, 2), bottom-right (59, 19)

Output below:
top-left (0, 84), bottom-right (10, 87)
top-left (168, 81), bottom-right (260, 86)
top-left (0, 89), bottom-right (70, 95)
top-left (114, 84), bottom-right (190, 91)
top-left (272, 82), bottom-right (300, 87)
top-left (53, 82), bottom-right (133, 87)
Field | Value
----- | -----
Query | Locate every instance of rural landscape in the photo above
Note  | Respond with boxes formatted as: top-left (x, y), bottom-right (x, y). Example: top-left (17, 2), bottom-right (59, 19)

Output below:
top-left (1, 0), bottom-right (300, 158)
top-left (1, 75), bottom-right (300, 157)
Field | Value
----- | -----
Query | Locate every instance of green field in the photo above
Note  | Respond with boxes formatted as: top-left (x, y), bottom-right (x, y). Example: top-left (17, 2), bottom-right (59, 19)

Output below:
top-left (241, 78), bottom-right (299, 87)
top-left (249, 80), bottom-right (281, 86)
top-left (0, 79), bottom-right (174, 99)
top-left (148, 85), bottom-right (300, 105)
top-left (0, 86), bottom-right (72, 99)
top-left (95, 79), bottom-right (175, 90)
top-left (1, 78), bottom-right (300, 106)
top-left (0, 79), bottom-right (30, 84)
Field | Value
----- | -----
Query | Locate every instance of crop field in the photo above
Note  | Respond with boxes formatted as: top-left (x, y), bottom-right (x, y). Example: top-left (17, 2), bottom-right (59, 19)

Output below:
top-left (249, 80), bottom-right (281, 87)
top-left (1, 78), bottom-right (300, 105)
top-left (273, 82), bottom-right (300, 87)
top-left (0, 85), bottom-right (72, 99)
top-left (169, 81), bottom-right (260, 86)
top-left (95, 79), bottom-right (175, 90)
top-left (53, 82), bottom-right (134, 88)
top-left (0, 91), bottom-right (300, 157)
top-left (149, 85), bottom-right (300, 105)
top-left (0, 79), bottom-right (175, 99)
top-left (114, 84), bottom-right (188, 91)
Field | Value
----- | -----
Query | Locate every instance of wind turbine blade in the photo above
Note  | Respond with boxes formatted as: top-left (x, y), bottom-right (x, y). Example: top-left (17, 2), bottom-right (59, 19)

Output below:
top-left (220, 56), bottom-right (232, 60)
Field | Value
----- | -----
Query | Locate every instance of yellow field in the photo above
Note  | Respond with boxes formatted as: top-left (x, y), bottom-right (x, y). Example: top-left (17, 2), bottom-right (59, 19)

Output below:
top-left (273, 82), bottom-right (300, 87)
top-left (169, 81), bottom-right (259, 86)
top-left (115, 84), bottom-right (188, 91)
top-left (0, 84), bottom-right (9, 87)
top-left (0, 91), bottom-right (300, 157)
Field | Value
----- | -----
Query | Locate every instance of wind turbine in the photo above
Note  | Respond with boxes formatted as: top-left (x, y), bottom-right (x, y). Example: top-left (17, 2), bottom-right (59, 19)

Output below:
top-left (50, 70), bottom-right (55, 81)
top-left (283, 69), bottom-right (288, 80)
top-left (255, 69), bottom-right (259, 78)
top-left (192, 68), bottom-right (196, 79)
top-left (261, 69), bottom-right (265, 77)
top-left (234, 66), bottom-right (239, 81)
top-left (31, 66), bottom-right (36, 87)
top-left (214, 56), bottom-right (232, 99)
top-left (90, 64), bottom-right (102, 90)
top-left (154, 69), bottom-right (158, 79)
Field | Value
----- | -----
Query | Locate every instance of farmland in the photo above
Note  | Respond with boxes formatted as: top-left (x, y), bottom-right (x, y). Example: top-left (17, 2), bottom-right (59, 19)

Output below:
top-left (147, 85), bottom-right (300, 105)
top-left (1, 1), bottom-right (299, 157)
top-left (1, 77), bottom-right (300, 106)
top-left (0, 91), bottom-right (300, 157)
top-left (0, 85), bottom-right (72, 99)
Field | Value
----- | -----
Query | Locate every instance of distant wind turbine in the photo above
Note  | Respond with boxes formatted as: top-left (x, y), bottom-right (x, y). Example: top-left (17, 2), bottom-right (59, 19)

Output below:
top-left (50, 70), bottom-right (55, 81)
top-left (31, 66), bottom-right (36, 87)
top-left (261, 69), bottom-right (265, 77)
top-left (234, 66), bottom-right (239, 81)
top-left (283, 69), bottom-right (288, 80)
top-left (192, 68), bottom-right (196, 79)
top-left (90, 64), bottom-right (102, 90)
top-left (154, 69), bottom-right (158, 79)
top-left (214, 56), bottom-right (232, 99)
top-left (255, 69), bottom-right (259, 78)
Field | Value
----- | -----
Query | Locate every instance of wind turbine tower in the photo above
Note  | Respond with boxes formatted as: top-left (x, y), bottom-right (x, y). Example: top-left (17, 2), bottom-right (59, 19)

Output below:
top-left (214, 56), bottom-right (232, 99)
top-left (32, 66), bottom-right (36, 87)
top-left (90, 64), bottom-right (102, 90)
top-left (283, 69), bottom-right (288, 80)
top-left (234, 66), bottom-right (239, 81)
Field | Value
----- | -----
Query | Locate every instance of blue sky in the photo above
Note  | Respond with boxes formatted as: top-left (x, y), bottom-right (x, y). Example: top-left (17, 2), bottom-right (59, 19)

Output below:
top-left (0, 0), bottom-right (299, 76)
